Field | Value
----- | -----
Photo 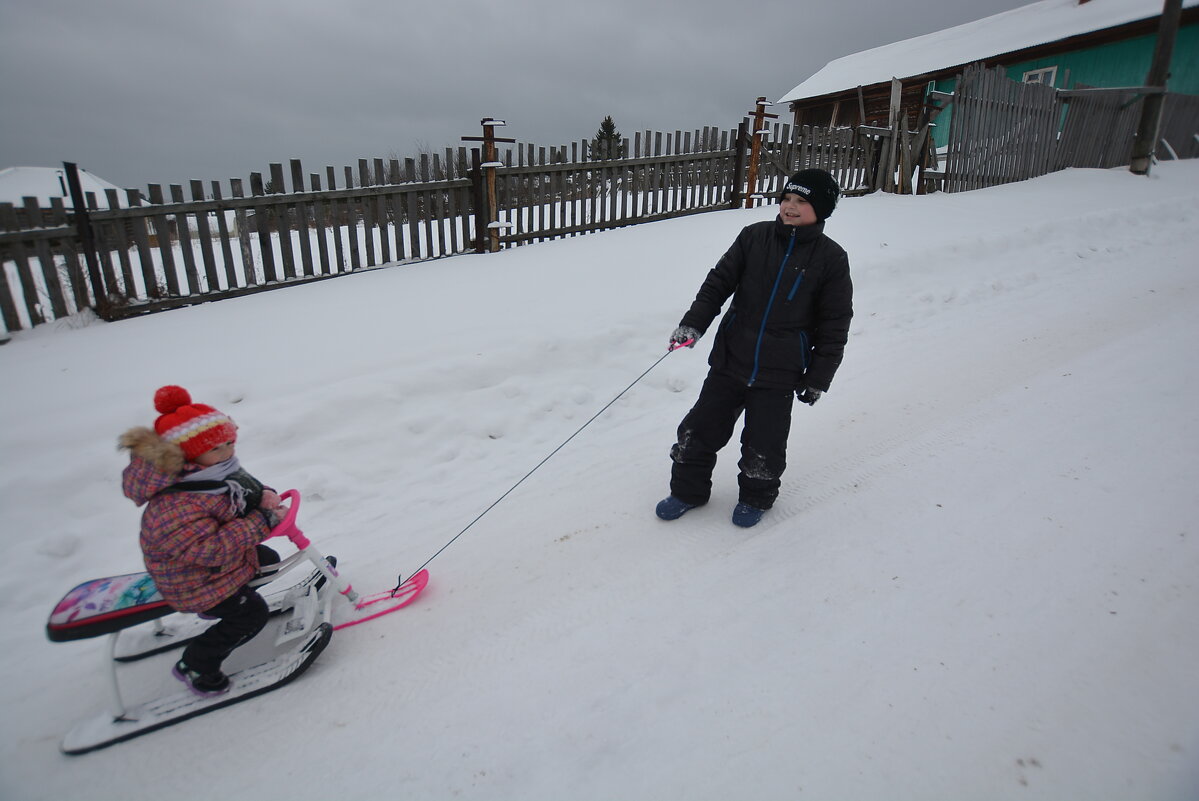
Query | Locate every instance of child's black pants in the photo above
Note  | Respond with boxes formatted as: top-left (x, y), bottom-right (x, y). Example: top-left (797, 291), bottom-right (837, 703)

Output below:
top-left (669, 370), bottom-right (794, 510)
top-left (180, 547), bottom-right (278, 675)
top-left (182, 586), bottom-right (270, 675)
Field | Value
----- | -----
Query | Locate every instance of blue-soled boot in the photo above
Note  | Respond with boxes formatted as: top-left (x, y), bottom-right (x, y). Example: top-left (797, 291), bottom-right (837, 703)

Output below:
top-left (655, 496), bottom-right (696, 521)
top-left (731, 503), bottom-right (766, 528)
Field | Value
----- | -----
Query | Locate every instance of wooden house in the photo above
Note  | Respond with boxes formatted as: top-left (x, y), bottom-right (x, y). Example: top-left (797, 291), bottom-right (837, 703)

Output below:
top-left (778, 0), bottom-right (1199, 149)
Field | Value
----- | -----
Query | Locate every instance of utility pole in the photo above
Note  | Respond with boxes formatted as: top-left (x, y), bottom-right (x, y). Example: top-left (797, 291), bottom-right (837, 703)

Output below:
top-left (1129, 0), bottom-right (1183, 175)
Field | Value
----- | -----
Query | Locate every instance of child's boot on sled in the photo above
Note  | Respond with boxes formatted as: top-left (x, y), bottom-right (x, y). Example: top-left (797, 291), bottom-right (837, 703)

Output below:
top-left (172, 660), bottom-right (231, 696)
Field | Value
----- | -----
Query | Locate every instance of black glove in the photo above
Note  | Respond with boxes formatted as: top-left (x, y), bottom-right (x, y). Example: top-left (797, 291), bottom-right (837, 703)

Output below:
top-left (669, 325), bottom-right (700, 350)
top-left (796, 387), bottom-right (822, 406)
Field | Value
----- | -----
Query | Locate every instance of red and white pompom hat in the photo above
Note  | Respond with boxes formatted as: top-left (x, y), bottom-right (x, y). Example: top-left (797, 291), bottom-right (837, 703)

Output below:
top-left (153, 385), bottom-right (237, 462)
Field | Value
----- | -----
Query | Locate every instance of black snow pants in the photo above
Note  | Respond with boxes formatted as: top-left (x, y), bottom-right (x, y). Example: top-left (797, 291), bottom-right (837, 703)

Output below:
top-left (669, 370), bottom-right (794, 510)
top-left (181, 545), bottom-right (279, 674)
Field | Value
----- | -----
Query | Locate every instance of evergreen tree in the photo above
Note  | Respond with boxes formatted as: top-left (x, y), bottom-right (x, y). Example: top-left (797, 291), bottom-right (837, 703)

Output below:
top-left (589, 115), bottom-right (626, 161)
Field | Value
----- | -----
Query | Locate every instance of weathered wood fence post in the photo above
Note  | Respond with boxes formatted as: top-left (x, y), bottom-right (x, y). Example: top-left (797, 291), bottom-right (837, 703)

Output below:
top-left (744, 98), bottom-right (778, 208)
top-left (730, 120), bottom-right (749, 209)
top-left (62, 162), bottom-right (108, 316)
top-left (463, 118), bottom-right (516, 252)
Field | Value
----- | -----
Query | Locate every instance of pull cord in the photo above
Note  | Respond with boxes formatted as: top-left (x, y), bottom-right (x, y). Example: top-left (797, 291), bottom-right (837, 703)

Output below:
top-left (392, 346), bottom-right (684, 592)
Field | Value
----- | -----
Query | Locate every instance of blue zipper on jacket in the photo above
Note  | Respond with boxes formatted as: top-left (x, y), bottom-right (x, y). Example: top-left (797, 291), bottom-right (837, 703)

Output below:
top-left (748, 228), bottom-right (797, 386)
top-left (787, 267), bottom-right (805, 301)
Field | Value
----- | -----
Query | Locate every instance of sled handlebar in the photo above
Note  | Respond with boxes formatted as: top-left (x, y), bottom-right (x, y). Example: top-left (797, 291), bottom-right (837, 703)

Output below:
top-left (269, 489), bottom-right (310, 549)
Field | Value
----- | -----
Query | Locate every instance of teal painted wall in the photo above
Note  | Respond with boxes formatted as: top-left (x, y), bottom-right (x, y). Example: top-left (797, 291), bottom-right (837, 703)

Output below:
top-left (928, 22), bottom-right (1198, 148)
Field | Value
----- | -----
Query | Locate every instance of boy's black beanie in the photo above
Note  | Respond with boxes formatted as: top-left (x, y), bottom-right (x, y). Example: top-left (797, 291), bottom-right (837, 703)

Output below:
top-left (780, 169), bottom-right (840, 221)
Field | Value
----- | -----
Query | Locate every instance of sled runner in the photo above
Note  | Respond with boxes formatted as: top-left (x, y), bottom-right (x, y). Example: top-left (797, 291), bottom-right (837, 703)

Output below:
top-left (47, 490), bottom-right (428, 754)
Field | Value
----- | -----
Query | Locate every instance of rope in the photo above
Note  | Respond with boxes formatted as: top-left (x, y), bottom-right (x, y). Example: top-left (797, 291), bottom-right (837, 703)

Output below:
top-left (392, 346), bottom-right (680, 592)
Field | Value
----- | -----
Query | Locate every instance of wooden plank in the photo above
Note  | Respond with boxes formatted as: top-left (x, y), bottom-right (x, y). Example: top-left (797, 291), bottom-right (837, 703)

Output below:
top-left (535, 147), bottom-right (546, 238)
top-left (606, 143), bottom-right (618, 224)
top-left (372, 158), bottom-right (390, 264)
top-left (444, 150), bottom-right (461, 255)
top-left (460, 146), bottom-right (474, 250)
top-left (269, 164), bottom-right (296, 279)
top-left (980, 69), bottom-right (1002, 186)
top-left (103, 188), bottom-right (137, 297)
top-left (430, 164), bottom-right (447, 257)
top-left (959, 66), bottom-right (980, 190)
top-left (405, 159), bottom-right (421, 260)
top-left (948, 66), bottom-right (972, 191)
top-left (386, 158), bottom-right (402, 259)
top-left (230, 179), bottom-right (258, 286)
top-left (248, 173), bottom-right (277, 282)
top-left (1003, 75), bottom-right (1021, 183)
top-left (562, 145), bottom-right (574, 235)
top-left (146, 184), bottom-right (181, 294)
top-left (971, 68), bottom-right (990, 189)
top-left (344, 166), bottom-right (362, 270)
top-left (168, 185), bottom-right (202, 293)
top-left (421, 154), bottom-right (436, 257)
top-left (323, 168), bottom-right (344, 272)
top-left (89, 190), bottom-right (123, 300)
top-left (357, 160), bottom-right (376, 266)
top-left (209, 182), bottom-right (238, 289)
top-left (309, 173), bottom-right (332, 275)
top-left (673, 130), bottom-right (684, 210)
top-left (189, 181), bottom-right (220, 289)
top-left (290, 161), bottom-right (315, 277)
top-left (125, 190), bottom-right (160, 297)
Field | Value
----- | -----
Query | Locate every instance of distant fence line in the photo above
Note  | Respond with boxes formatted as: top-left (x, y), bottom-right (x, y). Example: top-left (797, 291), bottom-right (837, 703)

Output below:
top-left (0, 121), bottom-right (881, 333)
top-left (3, 66), bottom-right (1197, 334)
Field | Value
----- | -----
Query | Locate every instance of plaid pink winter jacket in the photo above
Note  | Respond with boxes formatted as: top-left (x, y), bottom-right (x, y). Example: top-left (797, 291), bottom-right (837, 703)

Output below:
top-left (120, 427), bottom-right (272, 613)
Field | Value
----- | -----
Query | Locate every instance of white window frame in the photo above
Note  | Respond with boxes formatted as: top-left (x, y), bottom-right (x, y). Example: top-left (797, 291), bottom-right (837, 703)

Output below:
top-left (1022, 66), bottom-right (1058, 86)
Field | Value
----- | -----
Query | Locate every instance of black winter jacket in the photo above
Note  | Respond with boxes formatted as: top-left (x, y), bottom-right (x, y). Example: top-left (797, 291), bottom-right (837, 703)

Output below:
top-left (679, 216), bottom-right (853, 392)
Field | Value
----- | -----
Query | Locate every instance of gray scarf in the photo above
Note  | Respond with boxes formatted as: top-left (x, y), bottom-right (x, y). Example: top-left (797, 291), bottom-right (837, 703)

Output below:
top-left (174, 456), bottom-right (259, 516)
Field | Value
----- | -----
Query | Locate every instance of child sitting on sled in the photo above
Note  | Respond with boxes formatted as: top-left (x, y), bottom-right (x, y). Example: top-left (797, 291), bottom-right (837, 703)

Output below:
top-left (119, 385), bottom-right (286, 696)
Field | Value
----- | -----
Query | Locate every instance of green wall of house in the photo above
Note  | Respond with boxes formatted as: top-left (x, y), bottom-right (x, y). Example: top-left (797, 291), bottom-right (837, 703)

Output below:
top-left (928, 22), bottom-right (1198, 148)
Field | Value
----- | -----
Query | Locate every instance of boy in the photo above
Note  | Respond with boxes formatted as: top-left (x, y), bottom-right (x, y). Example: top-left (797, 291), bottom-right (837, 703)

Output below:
top-left (657, 169), bottom-right (853, 527)
top-left (120, 385), bottom-right (284, 695)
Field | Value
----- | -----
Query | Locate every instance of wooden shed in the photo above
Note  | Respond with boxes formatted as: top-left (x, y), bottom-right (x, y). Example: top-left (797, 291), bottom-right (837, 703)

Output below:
top-left (778, 0), bottom-right (1199, 148)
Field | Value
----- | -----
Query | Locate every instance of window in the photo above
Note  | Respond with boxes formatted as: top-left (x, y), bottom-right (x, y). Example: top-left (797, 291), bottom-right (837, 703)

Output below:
top-left (1023, 66), bottom-right (1058, 86)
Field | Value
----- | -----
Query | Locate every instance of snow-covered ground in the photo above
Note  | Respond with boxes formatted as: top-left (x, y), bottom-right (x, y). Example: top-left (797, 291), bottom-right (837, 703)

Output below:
top-left (2, 161), bottom-right (1197, 800)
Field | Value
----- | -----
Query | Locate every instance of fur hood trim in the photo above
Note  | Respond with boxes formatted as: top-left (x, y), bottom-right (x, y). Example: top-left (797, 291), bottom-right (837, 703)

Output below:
top-left (119, 426), bottom-right (185, 473)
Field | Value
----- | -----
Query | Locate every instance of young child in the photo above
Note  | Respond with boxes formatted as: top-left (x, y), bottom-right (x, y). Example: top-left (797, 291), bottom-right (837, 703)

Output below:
top-left (119, 385), bottom-right (285, 696)
top-left (657, 169), bottom-right (854, 527)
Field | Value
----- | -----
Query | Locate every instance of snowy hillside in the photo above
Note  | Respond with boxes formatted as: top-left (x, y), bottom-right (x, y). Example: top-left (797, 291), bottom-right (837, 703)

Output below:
top-left (2, 160), bottom-right (1197, 800)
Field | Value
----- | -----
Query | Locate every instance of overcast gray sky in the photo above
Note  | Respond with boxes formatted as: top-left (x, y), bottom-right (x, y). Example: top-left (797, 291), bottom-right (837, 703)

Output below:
top-left (1, 0), bottom-right (1032, 190)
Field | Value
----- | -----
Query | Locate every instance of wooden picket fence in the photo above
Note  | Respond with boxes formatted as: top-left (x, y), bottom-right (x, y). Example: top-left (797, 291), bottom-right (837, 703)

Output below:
top-left (0, 121), bottom-right (892, 334)
top-left (941, 63), bottom-right (1199, 191)
top-left (4, 72), bottom-right (1194, 335)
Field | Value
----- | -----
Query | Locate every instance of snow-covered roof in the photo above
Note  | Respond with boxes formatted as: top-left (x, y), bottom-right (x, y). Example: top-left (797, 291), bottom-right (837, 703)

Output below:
top-left (0, 166), bottom-right (127, 209)
top-left (779, 0), bottom-right (1199, 103)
